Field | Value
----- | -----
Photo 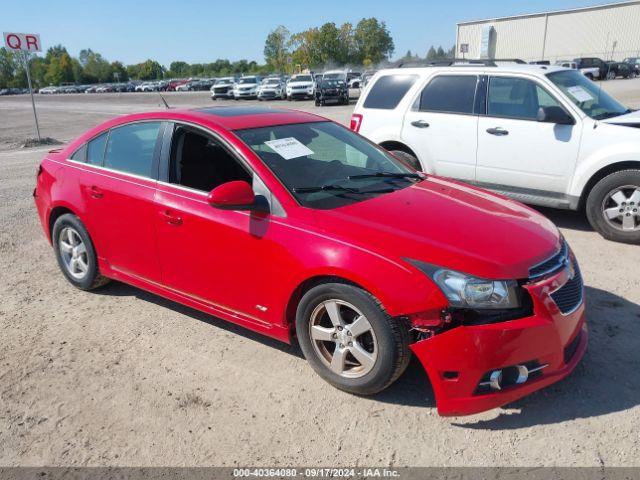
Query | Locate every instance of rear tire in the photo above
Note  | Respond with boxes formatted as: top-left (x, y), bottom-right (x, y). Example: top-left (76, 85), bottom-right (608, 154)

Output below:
top-left (586, 169), bottom-right (640, 244)
top-left (52, 214), bottom-right (110, 290)
top-left (296, 283), bottom-right (411, 395)
top-left (389, 150), bottom-right (421, 171)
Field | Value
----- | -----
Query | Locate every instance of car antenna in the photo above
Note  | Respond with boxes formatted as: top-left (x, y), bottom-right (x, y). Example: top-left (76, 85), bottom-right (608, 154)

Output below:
top-left (158, 93), bottom-right (171, 109)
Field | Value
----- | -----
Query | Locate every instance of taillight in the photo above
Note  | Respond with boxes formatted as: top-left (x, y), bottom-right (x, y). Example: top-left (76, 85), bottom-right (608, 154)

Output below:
top-left (350, 114), bottom-right (363, 132)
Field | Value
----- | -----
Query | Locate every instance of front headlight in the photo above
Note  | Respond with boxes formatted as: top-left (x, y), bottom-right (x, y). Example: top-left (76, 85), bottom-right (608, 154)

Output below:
top-left (406, 259), bottom-right (520, 309)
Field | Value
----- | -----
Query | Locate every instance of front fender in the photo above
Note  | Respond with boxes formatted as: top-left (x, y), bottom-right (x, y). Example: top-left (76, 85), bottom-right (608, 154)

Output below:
top-left (570, 126), bottom-right (640, 197)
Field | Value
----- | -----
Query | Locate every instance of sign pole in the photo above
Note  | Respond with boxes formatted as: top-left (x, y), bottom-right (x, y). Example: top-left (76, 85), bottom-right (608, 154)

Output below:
top-left (23, 52), bottom-right (41, 142)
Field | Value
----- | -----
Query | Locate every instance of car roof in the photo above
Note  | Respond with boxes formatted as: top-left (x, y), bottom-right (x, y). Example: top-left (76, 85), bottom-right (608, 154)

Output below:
top-left (89, 106), bottom-right (328, 134)
top-left (377, 63), bottom-right (566, 77)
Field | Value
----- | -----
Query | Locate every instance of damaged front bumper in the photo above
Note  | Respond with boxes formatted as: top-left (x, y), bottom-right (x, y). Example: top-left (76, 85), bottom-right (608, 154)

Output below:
top-left (410, 263), bottom-right (588, 416)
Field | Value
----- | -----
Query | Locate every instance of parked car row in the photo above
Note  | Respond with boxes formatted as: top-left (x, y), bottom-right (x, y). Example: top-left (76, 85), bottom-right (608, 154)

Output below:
top-left (209, 69), bottom-right (369, 105)
top-left (0, 87), bottom-right (29, 95)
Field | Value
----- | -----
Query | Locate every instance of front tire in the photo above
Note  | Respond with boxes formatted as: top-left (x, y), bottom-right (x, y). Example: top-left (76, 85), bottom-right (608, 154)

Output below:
top-left (586, 169), bottom-right (640, 244)
top-left (52, 214), bottom-right (110, 290)
top-left (295, 283), bottom-right (411, 395)
top-left (390, 149), bottom-right (421, 171)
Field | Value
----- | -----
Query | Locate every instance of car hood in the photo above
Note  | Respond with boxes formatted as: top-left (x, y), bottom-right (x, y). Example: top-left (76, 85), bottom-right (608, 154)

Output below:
top-left (601, 110), bottom-right (640, 126)
top-left (315, 177), bottom-right (561, 280)
top-left (237, 83), bottom-right (258, 88)
top-left (288, 81), bottom-right (313, 87)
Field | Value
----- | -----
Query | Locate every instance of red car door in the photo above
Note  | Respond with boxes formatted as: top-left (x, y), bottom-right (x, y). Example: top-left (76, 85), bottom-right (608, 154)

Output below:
top-left (79, 121), bottom-right (164, 283)
top-left (153, 124), bottom-right (283, 327)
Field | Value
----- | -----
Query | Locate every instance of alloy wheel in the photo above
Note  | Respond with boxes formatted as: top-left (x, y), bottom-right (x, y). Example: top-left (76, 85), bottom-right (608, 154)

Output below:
top-left (602, 185), bottom-right (640, 231)
top-left (309, 300), bottom-right (378, 378)
top-left (58, 227), bottom-right (89, 279)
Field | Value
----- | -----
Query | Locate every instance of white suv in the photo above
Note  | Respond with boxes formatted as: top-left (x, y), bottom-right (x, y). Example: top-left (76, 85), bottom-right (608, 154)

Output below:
top-left (352, 61), bottom-right (640, 243)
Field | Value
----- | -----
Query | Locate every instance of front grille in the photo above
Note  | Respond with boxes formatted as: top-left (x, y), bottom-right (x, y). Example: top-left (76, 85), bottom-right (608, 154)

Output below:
top-left (550, 259), bottom-right (584, 314)
top-left (529, 241), bottom-right (569, 280)
top-left (564, 330), bottom-right (582, 364)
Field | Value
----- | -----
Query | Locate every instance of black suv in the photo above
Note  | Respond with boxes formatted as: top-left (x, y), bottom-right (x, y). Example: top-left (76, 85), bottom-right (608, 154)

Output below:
top-left (315, 79), bottom-right (349, 106)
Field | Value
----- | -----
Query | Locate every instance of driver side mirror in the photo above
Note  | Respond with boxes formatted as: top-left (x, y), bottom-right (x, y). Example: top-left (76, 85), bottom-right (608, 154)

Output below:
top-left (207, 180), bottom-right (256, 210)
top-left (537, 106), bottom-right (574, 125)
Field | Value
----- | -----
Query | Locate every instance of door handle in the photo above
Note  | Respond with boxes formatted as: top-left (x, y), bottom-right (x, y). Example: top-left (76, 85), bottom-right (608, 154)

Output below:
top-left (486, 127), bottom-right (509, 136)
top-left (160, 210), bottom-right (183, 226)
top-left (86, 185), bottom-right (103, 199)
top-left (411, 119), bottom-right (430, 128)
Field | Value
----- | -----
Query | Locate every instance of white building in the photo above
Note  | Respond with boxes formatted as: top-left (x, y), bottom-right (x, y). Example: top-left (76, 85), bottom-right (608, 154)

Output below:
top-left (456, 1), bottom-right (640, 63)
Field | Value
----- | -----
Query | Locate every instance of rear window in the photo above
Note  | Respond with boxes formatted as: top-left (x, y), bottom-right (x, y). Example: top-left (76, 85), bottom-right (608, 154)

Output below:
top-left (363, 75), bottom-right (417, 110)
top-left (419, 75), bottom-right (478, 114)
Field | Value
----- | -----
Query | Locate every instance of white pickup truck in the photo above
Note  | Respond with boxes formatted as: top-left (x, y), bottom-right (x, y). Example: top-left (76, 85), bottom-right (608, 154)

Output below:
top-left (556, 60), bottom-right (600, 80)
top-left (352, 62), bottom-right (640, 243)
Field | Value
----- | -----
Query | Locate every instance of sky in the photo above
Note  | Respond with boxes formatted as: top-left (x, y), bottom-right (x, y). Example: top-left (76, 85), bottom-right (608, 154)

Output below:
top-left (1, 0), bottom-right (624, 66)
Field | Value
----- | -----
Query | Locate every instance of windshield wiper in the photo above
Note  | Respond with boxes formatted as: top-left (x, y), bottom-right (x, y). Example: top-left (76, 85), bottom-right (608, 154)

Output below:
top-left (293, 184), bottom-right (396, 194)
top-left (347, 172), bottom-right (424, 180)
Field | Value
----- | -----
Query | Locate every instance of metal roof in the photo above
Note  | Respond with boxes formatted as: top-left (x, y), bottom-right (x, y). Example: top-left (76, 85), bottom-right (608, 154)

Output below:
top-left (457, 0), bottom-right (639, 26)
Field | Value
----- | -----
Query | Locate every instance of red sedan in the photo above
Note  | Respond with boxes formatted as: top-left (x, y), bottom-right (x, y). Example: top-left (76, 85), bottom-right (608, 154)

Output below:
top-left (33, 106), bottom-right (587, 416)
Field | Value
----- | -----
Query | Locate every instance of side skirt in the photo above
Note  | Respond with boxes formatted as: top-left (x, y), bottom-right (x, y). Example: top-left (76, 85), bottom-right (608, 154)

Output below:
top-left (97, 260), bottom-right (291, 344)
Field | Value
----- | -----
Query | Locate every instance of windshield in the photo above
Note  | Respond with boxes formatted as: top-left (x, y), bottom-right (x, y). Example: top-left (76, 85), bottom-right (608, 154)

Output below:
top-left (547, 70), bottom-right (628, 120)
top-left (266, 79), bottom-right (280, 85)
top-left (292, 75), bottom-right (312, 82)
top-left (216, 78), bottom-right (233, 85)
top-left (321, 79), bottom-right (344, 88)
top-left (235, 121), bottom-right (421, 209)
top-left (239, 78), bottom-right (257, 84)
top-left (324, 73), bottom-right (345, 80)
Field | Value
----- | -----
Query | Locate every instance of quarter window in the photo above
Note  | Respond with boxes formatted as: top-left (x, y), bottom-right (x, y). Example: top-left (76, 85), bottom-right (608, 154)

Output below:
top-left (487, 77), bottom-right (563, 121)
top-left (70, 144), bottom-right (87, 162)
top-left (103, 122), bottom-right (161, 177)
top-left (363, 75), bottom-right (417, 110)
top-left (418, 75), bottom-right (478, 114)
top-left (86, 132), bottom-right (108, 166)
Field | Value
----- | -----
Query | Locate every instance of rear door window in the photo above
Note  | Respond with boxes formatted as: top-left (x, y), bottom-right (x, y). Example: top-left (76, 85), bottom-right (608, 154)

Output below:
top-left (363, 75), bottom-right (417, 109)
top-left (103, 122), bottom-right (162, 177)
top-left (418, 75), bottom-right (478, 114)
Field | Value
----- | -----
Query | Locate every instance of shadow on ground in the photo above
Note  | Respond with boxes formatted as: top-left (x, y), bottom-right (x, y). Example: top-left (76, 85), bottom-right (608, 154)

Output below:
top-left (533, 206), bottom-right (593, 232)
top-left (95, 281), bottom-right (638, 429)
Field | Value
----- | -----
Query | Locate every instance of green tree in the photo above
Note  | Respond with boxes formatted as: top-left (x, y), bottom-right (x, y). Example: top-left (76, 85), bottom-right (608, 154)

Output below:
top-left (353, 18), bottom-right (394, 65)
top-left (132, 59), bottom-right (164, 80)
top-left (264, 25), bottom-right (290, 72)
top-left (289, 28), bottom-right (321, 69)
top-left (169, 61), bottom-right (190, 77)
top-left (110, 61), bottom-right (128, 81)
top-left (81, 50), bottom-right (112, 83)
top-left (436, 46), bottom-right (446, 58)
top-left (316, 22), bottom-right (342, 65)
top-left (426, 46), bottom-right (437, 61)
top-left (0, 48), bottom-right (16, 88)
top-left (44, 53), bottom-right (73, 85)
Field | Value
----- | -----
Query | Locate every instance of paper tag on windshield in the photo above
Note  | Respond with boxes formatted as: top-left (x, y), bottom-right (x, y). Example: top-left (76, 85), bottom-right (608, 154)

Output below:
top-left (566, 86), bottom-right (594, 103)
top-left (265, 138), bottom-right (314, 160)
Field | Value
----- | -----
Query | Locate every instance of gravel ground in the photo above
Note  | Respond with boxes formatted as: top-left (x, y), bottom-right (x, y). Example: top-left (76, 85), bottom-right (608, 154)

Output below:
top-left (0, 83), bottom-right (639, 467)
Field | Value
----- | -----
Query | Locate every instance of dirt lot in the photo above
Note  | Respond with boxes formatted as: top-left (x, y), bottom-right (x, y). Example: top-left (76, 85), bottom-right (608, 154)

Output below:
top-left (0, 82), bottom-right (639, 467)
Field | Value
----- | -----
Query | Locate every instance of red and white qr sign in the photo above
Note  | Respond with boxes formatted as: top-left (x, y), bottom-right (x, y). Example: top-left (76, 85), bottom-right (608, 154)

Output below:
top-left (3, 32), bottom-right (42, 52)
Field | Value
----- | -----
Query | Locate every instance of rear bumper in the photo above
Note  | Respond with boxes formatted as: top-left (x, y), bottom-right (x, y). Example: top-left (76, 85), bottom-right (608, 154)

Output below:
top-left (411, 265), bottom-right (587, 416)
